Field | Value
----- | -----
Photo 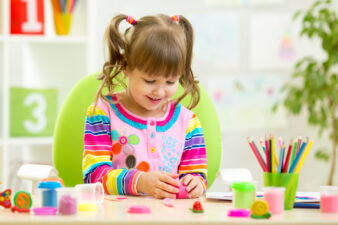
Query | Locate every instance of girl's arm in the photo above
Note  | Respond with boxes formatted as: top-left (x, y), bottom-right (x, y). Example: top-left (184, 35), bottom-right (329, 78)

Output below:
top-left (178, 114), bottom-right (208, 192)
top-left (82, 105), bottom-right (143, 195)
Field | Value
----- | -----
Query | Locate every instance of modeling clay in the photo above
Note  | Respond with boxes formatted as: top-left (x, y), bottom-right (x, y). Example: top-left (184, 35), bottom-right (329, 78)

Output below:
top-left (176, 182), bottom-right (189, 199)
top-left (33, 207), bottom-right (57, 215)
top-left (250, 200), bottom-right (269, 216)
top-left (227, 209), bottom-right (251, 217)
top-left (11, 206), bottom-right (30, 213)
top-left (59, 195), bottom-right (77, 215)
top-left (250, 200), bottom-right (271, 219)
top-left (0, 189), bottom-right (12, 208)
top-left (163, 198), bottom-right (174, 207)
top-left (127, 205), bottom-right (151, 214)
top-left (14, 191), bottom-right (32, 209)
top-left (250, 212), bottom-right (271, 219)
top-left (190, 201), bottom-right (204, 213)
top-left (116, 196), bottom-right (127, 200)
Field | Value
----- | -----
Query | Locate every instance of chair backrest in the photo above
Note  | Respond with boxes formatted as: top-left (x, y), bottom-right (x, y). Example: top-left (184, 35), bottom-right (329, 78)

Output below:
top-left (53, 72), bottom-right (221, 188)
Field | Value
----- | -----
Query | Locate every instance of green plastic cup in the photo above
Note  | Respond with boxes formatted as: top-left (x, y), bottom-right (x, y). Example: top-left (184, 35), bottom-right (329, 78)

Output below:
top-left (231, 181), bottom-right (256, 209)
top-left (263, 173), bottom-right (299, 210)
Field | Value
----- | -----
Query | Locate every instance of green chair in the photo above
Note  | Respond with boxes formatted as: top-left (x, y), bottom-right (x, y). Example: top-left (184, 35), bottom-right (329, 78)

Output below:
top-left (53, 72), bottom-right (222, 188)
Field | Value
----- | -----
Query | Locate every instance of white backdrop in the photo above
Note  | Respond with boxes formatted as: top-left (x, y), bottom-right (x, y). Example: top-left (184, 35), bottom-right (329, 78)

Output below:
top-left (89, 0), bottom-right (338, 191)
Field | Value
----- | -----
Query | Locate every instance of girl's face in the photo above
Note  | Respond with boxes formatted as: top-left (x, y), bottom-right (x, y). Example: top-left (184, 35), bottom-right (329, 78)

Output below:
top-left (124, 68), bottom-right (180, 117)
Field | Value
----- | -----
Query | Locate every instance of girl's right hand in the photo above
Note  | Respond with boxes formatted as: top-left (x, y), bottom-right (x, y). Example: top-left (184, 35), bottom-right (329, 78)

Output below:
top-left (137, 171), bottom-right (180, 199)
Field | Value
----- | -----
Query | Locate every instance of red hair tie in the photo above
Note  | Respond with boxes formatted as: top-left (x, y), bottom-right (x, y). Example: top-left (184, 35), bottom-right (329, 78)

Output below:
top-left (126, 16), bottom-right (136, 25)
top-left (171, 15), bottom-right (180, 22)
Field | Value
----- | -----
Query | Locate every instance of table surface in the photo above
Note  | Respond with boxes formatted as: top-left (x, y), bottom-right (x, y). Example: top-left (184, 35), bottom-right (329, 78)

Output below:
top-left (0, 195), bottom-right (337, 225)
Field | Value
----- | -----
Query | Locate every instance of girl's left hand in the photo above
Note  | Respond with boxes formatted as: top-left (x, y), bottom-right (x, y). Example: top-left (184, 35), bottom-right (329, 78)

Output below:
top-left (180, 174), bottom-right (204, 198)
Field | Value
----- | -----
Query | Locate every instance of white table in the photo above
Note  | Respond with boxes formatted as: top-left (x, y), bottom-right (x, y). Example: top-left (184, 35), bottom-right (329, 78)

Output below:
top-left (0, 196), bottom-right (337, 225)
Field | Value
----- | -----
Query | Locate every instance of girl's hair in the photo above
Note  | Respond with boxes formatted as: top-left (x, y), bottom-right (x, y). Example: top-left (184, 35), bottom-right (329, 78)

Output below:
top-left (95, 14), bottom-right (200, 109)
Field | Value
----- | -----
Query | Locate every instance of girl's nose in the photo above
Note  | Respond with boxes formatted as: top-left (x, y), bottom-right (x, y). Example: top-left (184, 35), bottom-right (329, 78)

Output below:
top-left (152, 86), bottom-right (164, 97)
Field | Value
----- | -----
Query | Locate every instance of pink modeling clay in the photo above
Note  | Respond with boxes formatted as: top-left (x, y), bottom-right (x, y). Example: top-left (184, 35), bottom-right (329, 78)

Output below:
top-left (176, 182), bottom-right (189, 199)
top-left (163, 198), bottom-right (174, 207)
top-left (116, 196), bottom-right (127, 200)
top-left (59, 195), bottom-right (77, 215)
top-left (33, 207), bottom-right (57, 215)
top-left (127, 205), bottom-right (151, 214)
top-left (227, 209), bottom-right (251, 217)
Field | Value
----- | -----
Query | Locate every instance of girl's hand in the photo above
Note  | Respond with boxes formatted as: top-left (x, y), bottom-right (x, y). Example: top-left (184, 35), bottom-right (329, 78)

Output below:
top-left (137, 171), bottom-right (180, 199)
top-left (181, 174), bottom-right (204, 198)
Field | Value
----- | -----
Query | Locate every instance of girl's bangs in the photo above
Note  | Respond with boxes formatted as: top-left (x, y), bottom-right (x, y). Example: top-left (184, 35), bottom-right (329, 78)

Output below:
top-left (131, 29), bottom-right (186, 78)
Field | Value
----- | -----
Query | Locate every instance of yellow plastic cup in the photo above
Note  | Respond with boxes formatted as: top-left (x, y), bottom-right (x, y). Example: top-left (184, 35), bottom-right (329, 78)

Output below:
top-left (53, 11), bottom-right (72, 35)
top-left (263, 172), bottom-right (299, 210)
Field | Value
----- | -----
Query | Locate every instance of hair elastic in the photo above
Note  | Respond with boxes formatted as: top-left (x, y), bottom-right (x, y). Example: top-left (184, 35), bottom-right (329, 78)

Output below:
top-left (170, 15), bottom-right (180, 22)
top-left (126, 16), bottom-right (136, 25)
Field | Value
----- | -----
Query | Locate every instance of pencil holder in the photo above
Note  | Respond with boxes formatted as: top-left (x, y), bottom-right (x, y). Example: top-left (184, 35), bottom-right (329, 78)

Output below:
top-left (263, 172), bottom-right (299, 210)
top-left (53, 11), bottom-right (72, 35)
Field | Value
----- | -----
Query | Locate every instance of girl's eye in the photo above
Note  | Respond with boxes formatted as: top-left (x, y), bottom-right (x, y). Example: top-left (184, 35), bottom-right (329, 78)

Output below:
top-left (144, 79), bottom-right (155, 84)
top-left (166, 81), bottom-right (176, 85)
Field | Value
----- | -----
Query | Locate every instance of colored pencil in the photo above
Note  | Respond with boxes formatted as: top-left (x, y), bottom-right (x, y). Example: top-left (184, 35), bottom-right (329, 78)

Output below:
top-left (269, 136), bottom-right (272, 172)
top-left (282, 139), bottom-right (293, 173)
top-left (259, 136), bottom-right (266, 153)
top-left (265, 135), bottom-right (270, 172)
top-left (290, 140), bottom-right (298, 169)
top-left (278, 136), bottom-right (283, 149)
top-left (277, 144), bottom-right (285, 173)
top-left (296, 136), bottom-right (302, 156)
top-left (289, 141), bottom-right (307, 173)
top-left (271, 135), bottom-right (276, 173)
top-left (248, 137), bottom-right (267, 171)
top-left (252, 140), bottom-right (265, 165)
top-left (294, 141), bottom-right (313, 173)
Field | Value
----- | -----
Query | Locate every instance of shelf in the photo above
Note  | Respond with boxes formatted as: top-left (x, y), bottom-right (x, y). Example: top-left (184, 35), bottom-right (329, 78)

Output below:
top-left (8, 137), bottom-right (53, 146)
top-left (7, 35), bottom-right (88, 44)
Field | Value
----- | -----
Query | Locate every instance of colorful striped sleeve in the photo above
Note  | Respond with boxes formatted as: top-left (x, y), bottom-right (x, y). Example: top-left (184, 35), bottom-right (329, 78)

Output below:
top-left (178, 114), bottom-right (208, 192)
top-left (82, 105), bottom-right (143, 195)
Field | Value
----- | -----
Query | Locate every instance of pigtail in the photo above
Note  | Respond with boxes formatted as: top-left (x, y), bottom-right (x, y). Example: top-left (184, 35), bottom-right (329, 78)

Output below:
top-left (94, 14), bottom-right (129, 108)
top-left (176, 15), bottom-right (200, 109)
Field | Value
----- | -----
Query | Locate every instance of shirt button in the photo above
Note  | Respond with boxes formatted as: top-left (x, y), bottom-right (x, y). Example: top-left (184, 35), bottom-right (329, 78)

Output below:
top-left (150, 132), bottom-right (155, 138)
top-left (150, 147), bottom-right (156, 153)
top-left (150, 121), bottom-right (155, 126)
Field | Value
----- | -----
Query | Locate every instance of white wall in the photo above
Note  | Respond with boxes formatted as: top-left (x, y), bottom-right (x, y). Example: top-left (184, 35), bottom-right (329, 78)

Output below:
top-left (90, 0), bottom-right (338, 192)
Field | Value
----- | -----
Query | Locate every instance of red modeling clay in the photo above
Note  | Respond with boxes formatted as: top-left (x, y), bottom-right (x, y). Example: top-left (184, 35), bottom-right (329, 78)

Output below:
top-left (0, 189), bottom-right (12, 208)
top-left (190, 201), bottom-right (204, 213)
top-left (11, 206), bottom-right (30, 213)
top-left (127, 205), bottom-right (151, 214)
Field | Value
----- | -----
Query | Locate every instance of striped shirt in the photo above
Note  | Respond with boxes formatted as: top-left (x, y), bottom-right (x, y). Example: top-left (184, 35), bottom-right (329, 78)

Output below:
top-left (82, 95), bottom-right (207, 195)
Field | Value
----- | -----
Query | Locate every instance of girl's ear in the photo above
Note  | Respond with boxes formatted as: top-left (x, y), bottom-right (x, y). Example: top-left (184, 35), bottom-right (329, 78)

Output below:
top-left (123, 66), bottom-right (128, 78)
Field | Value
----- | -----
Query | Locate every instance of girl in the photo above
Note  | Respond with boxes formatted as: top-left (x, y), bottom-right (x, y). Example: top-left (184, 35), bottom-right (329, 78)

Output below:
top-left (82, 14), bottom-right (207, 199)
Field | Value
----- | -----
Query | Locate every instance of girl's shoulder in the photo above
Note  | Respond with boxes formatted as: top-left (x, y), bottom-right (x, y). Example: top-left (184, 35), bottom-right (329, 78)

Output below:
top-left (174, 102), bottom-right (195, 121)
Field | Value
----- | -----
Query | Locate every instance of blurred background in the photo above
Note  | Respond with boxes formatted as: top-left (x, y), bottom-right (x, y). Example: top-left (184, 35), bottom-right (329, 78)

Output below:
top-left (0, 0), bottom-right (337, 192)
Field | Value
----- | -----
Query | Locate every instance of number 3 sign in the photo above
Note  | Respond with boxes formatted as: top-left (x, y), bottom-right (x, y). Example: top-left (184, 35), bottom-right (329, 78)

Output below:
top-left (10, 0), bottom-right (44, 35)
top-left (10, 87), bottom-right (58, 137)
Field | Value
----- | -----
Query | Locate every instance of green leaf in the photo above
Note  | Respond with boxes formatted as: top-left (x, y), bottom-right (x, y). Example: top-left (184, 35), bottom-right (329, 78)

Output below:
top-left (293, 10), bottom-right (302, 20)
top-left (272, 103), bottom-right (278, 112)
top-left (315, 149), bottom-right (330, 162)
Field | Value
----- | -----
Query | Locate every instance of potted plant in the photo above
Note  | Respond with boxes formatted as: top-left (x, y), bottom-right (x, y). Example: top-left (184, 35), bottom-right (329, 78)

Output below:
top-left (274, 0), bottom-right (337, 184)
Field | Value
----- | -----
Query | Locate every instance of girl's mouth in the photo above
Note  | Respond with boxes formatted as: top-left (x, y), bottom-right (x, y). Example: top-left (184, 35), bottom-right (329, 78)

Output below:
top-left (147, 96), bottom-right (162, 104)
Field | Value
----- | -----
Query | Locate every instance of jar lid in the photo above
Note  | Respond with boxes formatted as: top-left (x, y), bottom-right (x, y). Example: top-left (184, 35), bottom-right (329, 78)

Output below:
top-left (38, 181), bottom-right (63, 189)
top-left (231, 181), bottom-right (255, 191)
